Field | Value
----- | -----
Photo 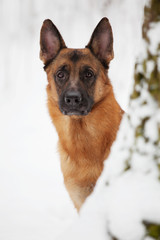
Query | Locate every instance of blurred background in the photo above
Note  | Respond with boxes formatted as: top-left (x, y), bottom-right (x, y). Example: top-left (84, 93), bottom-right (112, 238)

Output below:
top-left (0, 0), bottom-right (146, 239)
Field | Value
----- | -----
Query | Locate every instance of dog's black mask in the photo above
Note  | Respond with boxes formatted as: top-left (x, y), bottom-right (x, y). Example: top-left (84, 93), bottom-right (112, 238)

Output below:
top-left (59, 88), bottom-right (94, 116)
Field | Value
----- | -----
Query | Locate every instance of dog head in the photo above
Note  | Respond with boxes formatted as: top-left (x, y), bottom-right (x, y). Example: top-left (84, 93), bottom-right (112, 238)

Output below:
top-left (40, 18), bottom-right (114, 117)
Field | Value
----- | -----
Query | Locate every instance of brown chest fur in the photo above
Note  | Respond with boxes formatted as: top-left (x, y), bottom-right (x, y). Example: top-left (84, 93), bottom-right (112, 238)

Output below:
top-left (47, 84), bottom-right (122, 210)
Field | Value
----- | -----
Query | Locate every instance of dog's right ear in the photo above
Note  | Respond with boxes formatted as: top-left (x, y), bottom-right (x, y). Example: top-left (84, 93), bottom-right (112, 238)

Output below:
top-left (40, 19), bottom-right (66, 65)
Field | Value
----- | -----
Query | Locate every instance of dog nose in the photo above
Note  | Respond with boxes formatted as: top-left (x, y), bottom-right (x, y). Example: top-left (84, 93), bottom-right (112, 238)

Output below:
top-left (64, 91), bottom-right (82, 106)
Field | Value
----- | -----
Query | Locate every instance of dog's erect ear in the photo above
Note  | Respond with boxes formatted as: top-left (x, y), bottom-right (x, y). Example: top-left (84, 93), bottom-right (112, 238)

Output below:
top-left (40, 19), bottom-right (66, 65)
top-left (86, 17), bottom-right (114, 67)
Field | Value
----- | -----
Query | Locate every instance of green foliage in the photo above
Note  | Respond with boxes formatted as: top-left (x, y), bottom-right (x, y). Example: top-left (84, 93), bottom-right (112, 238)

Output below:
top-left (147, 49), bottom-right (160, 105)
top-left (135, 117), bottom-right (150, 140)
top-left (130, 68), bottom-right (143, 100)
top-left (142, 0), bottom-right (160, 42)
top-left (130, 0), bottom-right (160, 144)
top-left (124, 159), bottom-right (131, 171)
top-left (131, 50), bottom-right (160, 106)
top-left (143, 221), bottom-right (160, 239)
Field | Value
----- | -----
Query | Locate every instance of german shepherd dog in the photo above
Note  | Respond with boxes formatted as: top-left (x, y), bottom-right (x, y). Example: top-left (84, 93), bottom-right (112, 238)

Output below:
top-left (40, 18), bottom-right (123, 211)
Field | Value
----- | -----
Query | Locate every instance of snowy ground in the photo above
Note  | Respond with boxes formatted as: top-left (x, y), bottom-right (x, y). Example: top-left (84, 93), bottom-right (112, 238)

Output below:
top-left (0, 0), bottom-right (146, 239)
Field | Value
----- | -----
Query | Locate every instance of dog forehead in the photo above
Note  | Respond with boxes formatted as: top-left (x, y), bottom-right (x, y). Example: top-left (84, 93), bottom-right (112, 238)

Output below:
top-left (54, 48), bottom-right (99, 71)
top-left (59, 48), bottom-right (94, 62)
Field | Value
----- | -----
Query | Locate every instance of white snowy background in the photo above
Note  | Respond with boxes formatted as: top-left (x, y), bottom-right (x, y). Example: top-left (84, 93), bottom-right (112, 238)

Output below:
top-left (0, 0), bottom-right (151, 239)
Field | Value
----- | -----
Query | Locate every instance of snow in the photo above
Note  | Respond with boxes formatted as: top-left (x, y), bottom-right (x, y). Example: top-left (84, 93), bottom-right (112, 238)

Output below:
top-left (1, 0), bottom-right (159, 240)
top-left (148, 22), bottom-right (160, 54)
top-left (58, 171), bottom-right (160, 240)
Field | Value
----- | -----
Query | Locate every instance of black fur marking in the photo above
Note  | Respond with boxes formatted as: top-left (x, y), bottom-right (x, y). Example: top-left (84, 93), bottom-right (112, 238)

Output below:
top-left (69, 50), bottom-right (83, 63)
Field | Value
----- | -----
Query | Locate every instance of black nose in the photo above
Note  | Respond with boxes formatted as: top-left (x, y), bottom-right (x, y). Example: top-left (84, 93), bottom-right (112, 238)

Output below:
top-left (64, 91), bottom-right (82, 107)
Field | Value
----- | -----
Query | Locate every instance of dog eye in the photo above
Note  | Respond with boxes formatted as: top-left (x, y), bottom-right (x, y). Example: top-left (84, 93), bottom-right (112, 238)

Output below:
top-left (57, 71), bottom-right (65, 79)
top-left (84, 70), bottom-right (94, 79)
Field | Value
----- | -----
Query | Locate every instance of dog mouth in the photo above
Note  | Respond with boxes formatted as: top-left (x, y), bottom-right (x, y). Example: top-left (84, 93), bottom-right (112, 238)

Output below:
top-left (60, 103), bottom-right (93, 116)
top-left (61, 109), bottom-right (90, 116)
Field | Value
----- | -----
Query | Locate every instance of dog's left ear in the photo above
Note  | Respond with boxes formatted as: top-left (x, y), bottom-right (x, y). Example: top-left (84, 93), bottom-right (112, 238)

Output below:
top-left (86, 17), bottom-right (114, 67)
